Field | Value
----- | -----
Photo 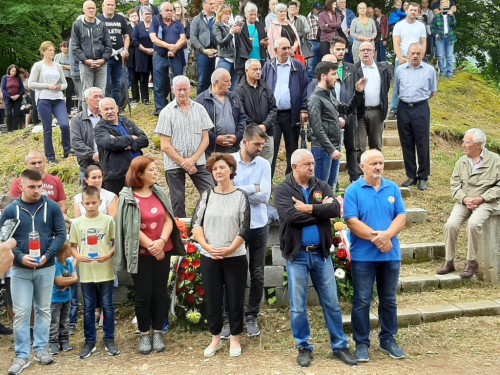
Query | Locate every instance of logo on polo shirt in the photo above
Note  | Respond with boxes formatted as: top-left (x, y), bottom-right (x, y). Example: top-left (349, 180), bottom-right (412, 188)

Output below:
top-left (313, 191), bottom-right (323, 202)
top-left (388, 196), bottom-right (395, 204)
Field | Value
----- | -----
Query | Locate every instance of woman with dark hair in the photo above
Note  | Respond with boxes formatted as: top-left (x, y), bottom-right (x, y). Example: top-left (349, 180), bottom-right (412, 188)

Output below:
top-left (127, 8), bottom-right (141, 103)
top-left (1, 64), bottom-right (25, 132)
top-left (73, 165), bottom-right (118, 219)
top-left (115, 156), bottom-right (185, 355)
top-left (318, 0), bottom-right (343, 59)
top-left (132, 6), bottom-right (154, 105)
top-left (267, 3), bottom-right (301, 58)
top-left (28, 41), bottom-right (71, 164)
top-left (191, 153), bottom-right (250, 358)
top-left (54, 41), bottom-right (75, 115)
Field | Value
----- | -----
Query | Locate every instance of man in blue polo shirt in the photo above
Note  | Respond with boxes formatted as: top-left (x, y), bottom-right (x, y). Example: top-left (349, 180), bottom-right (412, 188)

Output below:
top-left (149, 2), bottom-right (187, 115)
top-left (344, 149), bottom-right (406, 363)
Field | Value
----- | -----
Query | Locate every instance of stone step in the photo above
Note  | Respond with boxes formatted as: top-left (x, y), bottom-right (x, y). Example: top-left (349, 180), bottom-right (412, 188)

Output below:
top-left (341, 299), bottom-right (500, 330)
top-left (383, 135), bottom-right (401, 147)
top-left (398, 273), bottom-right (476, 293)
top-left (385, 119), bottom-right (397, 130)
top-left (339, 159), bottom-right (404, 172)
top-left (401, 242), bottom-right (445, 263)
top-left (405, 207), bottom-right (428, 226)
top-left (339, 186), bottom-right (410, 198)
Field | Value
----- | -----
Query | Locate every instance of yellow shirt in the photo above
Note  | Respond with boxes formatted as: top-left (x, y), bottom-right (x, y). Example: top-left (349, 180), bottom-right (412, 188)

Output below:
top-left (69, 213), bottom-right (116, 283)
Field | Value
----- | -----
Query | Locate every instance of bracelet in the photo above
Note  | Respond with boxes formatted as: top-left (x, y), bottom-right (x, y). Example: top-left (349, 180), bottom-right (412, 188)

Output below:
top-left (159, 238), bottom-right (167, 244)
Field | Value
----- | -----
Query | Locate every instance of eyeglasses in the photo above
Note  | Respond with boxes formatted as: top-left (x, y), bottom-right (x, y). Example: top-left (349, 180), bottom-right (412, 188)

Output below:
top-left (278, 46), bottom-right (292, 50)
top-left (359, 49), bottom-right (374, 52)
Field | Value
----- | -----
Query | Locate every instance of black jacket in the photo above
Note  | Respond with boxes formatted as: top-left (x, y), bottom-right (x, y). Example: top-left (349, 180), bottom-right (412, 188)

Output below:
top-left (234, 76), bottom-right (277, 136)
top-left (353, 61), bottom-right (393, 120)
top-left (70, 110), bottom-right (100, 170)
top-left (213, 22), bottom-right (235, 59)
top-left (94, 117), bottom-right (149, 182)
top-left (308, 87), bottom-right (363, 154)
top-left (274, 173), bottom-right (340, 262)
top-left (235, 21), bottom-right (267, 72)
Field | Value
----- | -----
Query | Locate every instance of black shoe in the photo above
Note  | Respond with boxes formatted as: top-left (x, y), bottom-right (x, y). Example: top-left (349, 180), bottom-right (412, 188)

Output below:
top-left (297, 347), bottom-right (312, 367)
top-left (153, 109), bottom-right (161, 116)
top-left (142, 100), bottom-right (150, 106)
top-left (418, 179), bottom-right (428, 191)
top-left (0, 322), bottom-right (13, 335)
top-left (388, 109), bottom-right (397, 120)
top-left (401, 178), bottom-right (417, 187)
top-left (79, 342), bottom-right (96, 359)
top-left (48, 159), bottom-right (58, 165)
top-left (333, 348), bottom-right (358, 366)
top-left (104, 340), bottom-right (121, 356)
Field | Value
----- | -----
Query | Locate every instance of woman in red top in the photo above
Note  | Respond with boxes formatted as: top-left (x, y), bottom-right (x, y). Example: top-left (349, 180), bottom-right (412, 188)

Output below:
top-left (1, 64), bottom-right (25, 132)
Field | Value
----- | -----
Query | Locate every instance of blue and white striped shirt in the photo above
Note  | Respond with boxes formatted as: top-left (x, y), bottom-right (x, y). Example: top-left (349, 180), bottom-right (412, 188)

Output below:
top-left (395, 62), bottom-right (437, 103)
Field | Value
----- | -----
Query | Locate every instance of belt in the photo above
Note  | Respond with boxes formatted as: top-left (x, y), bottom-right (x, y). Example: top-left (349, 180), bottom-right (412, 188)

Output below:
top-left (300, 245), bottom-right (321, 253)
top-left (365, 105), bottom-right (381, 110)
top-left (400, 99), bottom-right (427, 107)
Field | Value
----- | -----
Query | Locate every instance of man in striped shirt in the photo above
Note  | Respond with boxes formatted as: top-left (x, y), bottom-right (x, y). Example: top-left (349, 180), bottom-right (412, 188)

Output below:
top-left (154, 75), bottom-right (215, 218)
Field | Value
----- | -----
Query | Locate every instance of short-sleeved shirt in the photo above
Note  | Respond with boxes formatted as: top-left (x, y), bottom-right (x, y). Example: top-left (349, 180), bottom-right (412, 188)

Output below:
top-left (344, 177), bottom-right (406, 261)
top-left (149, 16), bottom-right (185, 57)
top-left (69, 213), bottom-right (116, 283)
top-left (134, 192), bottom-right (173, 256)
top-left (73, 188), bottom-right (117, 216)
top-left (154, 98), bottom-right (213, 170)
top-left (52, 258), bottom-right (75, 303)
top-left (97, 13), bottom-right (130, 50)
top-left (392, 19), bottom-right (427, 56)
top-left (395, 61), bottom-right (437, 103)
top-left (11, 174), bottom-right (67, 202)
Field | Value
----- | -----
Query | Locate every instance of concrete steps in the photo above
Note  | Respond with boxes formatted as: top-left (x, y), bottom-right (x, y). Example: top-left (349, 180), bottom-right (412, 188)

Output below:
top-left (385, 119), bottom-right (397, 130)
top-left (401, 242), bottom-right (445, 263)
top-left (340, 159), bottom-right (404, 172)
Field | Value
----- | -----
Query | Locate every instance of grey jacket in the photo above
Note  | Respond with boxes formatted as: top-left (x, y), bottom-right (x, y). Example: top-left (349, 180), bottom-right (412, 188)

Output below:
top-left (28, 61), bottom-right (67, 104)
top-left (213, 22), bottom-right (235, 59)
top-left (70, 110), bottom-right (100, 170)
top-left (115, 185), bottom-right (186, 274)
top-left (307, 86), bottom-right (363, 154)
top-left (71, 17), bottom-right (112, 63)
top-left (191, 11), bottom-right (215, 52)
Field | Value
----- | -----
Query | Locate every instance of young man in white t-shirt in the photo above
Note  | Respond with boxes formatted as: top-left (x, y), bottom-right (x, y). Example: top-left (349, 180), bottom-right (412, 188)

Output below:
top-left (388, 2), bottom-right (427, 120)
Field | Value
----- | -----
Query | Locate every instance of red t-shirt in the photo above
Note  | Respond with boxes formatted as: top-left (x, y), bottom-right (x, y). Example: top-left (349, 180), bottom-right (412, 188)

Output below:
top-left (134, 192), bottom-right (173, 256)
top-left (10, 174), bottom-right (67, 202)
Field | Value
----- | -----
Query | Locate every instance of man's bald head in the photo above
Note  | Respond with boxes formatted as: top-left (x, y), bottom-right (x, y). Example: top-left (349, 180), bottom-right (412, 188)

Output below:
top-left (24, 151), bottom-right (46, 177)
top-left (321, 54), bottom-right (338, 63)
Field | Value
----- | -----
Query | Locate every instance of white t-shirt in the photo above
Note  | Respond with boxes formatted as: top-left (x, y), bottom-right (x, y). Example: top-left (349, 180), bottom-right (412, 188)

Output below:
top-left (73, 188), bottom-right (117, 216)
top-left (38, 64), bottom-right (64, 101)
top-left (393, 20), bottom-right (427, 57)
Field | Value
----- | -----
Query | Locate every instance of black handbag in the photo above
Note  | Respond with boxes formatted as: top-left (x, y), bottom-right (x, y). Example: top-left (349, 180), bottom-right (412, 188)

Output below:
top-left (301, 39), bottom-right (315, 59)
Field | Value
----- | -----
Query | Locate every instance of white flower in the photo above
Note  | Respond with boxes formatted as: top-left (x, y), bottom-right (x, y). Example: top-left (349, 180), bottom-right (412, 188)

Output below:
top-left (334, 268), bottom-right (346, 279)
top-left (330, 245), bottom-right (336, 253)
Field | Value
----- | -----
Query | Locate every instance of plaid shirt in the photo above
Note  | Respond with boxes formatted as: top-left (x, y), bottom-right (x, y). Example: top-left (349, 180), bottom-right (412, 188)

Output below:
top-left (431, 13), bottom-right (457, 44)
top-left (306, 12), bottom-right (320, 40)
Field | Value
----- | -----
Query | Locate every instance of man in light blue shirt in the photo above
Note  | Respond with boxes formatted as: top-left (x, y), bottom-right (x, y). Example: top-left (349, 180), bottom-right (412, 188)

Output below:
top-left (228, 124), bottom-right (271, 338)
top-left (394, 43), bottom-right (436, 191)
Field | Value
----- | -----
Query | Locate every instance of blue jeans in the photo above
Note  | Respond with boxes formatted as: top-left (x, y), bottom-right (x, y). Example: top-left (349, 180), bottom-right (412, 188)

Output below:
top-left (217, 58), bottom-right (239, 91)
top-left (377, 41), bottom-right (386, 62)
top-left (351, 261), bottom-right (401, 346)
top-left (106, 58), bottom-right (123, 106)
top-left (286, 252), bottom-right (348, 351)
top-left (390, 59), bottom-right (400, 111)
top-left (311, 147), bottom-right (340, 189)
top-left (306, 41), bottom-right (320, 80)
top-left (152, 53), bottom-right (183, 111)
top-left (196, 51), bottom-right (216, 94)
top-left (81, 280), bottom-right (115, 343)
top-left (435, 36), bottom-right (454, 77)
top-left (70, 282), bottom-right (79, 324)
top-left (11, 265), bottom-right (55, 359)
top-left (37, 99), bottom-right (71, 161)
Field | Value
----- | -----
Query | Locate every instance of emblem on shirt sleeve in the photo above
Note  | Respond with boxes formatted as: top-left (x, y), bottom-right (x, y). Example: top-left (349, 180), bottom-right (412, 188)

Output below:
top-left (314, 191), bottom-right (323, 202)
top-left (388, 196), bottom-right (395, 204)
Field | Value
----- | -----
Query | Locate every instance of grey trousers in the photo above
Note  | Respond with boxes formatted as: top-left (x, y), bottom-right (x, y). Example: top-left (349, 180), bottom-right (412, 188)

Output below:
top-left (444, 203), bottom-right (494, 261)
top-left (165, 166), bottom-right (215, 218)
top-left (72, 76), bottom-right (83, 112)
top-left (49, 300), bottom-right (71, 344)
top-left (79, 62), bottom-right (107, 111)
top-left (259, 136), bottom-right (274, 167)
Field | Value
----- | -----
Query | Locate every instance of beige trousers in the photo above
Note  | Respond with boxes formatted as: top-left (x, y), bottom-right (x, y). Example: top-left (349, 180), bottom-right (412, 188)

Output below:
top-left (444, 203), bottom-right (494, 261)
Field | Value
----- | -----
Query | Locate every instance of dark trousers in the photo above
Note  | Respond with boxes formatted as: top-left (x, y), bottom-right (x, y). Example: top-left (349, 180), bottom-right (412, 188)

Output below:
top-left (129, 68), bottom-right (140, 102)
top-left (245, 226), bottom-right (268, 317)
top-left (37, 99), bottom-right (71, 160)
top-left (139, 72), bottom-right (150, 102)
top-left (319, 41), bottom-right (331, 61)
top-left (81, 280), bottom-right (115, 343)
top-left (355, 107), bottom-right (384, 172)
top-left (196, 52), bottom-right (216, 95)
top-left (272, 110), bottom-right (299, 178)
top-left (103, 177), bottom-right (126, 196)
top-left (49, 300), bottom-right (71, 344)
top-left (64, 77), bottom-right (75, 115)
top-left (343, 114), bottom-right (360, 182)
top-left (131, 255), bottom-right (171, 332)
top-left (30, 90), bottom-right (40, 124)
top-left (201, 254), bottom-right (247, 336)
top-left (5, 97), bottom-right (22, 132)
top-left (397, 101), bottom-right (431, 180)
top-left (165, 166), bottom-right (214, 218)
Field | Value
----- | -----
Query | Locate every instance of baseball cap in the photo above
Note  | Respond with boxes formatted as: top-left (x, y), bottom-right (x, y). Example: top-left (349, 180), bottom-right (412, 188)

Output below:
top-left (312, 2), bottom-right (323, 9)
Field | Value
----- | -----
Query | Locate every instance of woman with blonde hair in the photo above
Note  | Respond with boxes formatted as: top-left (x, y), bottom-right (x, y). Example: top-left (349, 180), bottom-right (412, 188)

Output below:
top-left (267, 3), bottom-right (300, 58)
top-left (173, 2), bottom-right (191, 75)
top-left (28, 41), bottom-right (71, 164)
top-left (350, 2), bottom-right (377, 63)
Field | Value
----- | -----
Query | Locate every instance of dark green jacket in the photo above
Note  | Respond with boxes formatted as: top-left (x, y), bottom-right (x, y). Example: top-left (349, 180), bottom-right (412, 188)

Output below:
top-left (431, 13), bottom-right (457, 43)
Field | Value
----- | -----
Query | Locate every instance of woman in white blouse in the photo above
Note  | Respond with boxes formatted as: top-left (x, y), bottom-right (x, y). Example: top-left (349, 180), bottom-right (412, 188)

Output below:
top-left (28, 41), bottom-right (71, 164)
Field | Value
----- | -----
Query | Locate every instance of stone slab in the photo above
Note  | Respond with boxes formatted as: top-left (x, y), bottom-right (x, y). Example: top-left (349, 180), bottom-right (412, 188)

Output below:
top-left (383, 135), bottom-right (401, 147)
top-left (400, 187), bottom-right (410, 198)
top-left (342, 313), bottom-right (378, 331)
top-left (400, 275), bottom-right (439, 293)
top-left (273, 287), bottom-right (289, 305)
top-left (400, 242), bottom-right (446, 262)
top-left (267, 222), bottom-right (280, 246)
top-left (339, 159), bottom-right (404, 172)
top-left (454, 300), bottom-right (500, 317)
top-left (416, 304), bottom-right (463, 323)
top-left (397, 308), bottom-right (422, 327)
top-left (272, 245), bottom-right (286, 267)
top-left (435, 273), bottom-right (466, 289)
top-left (405, 208), bottom-right (428, 226)
top-left (385, 119), bottom-right (397, 130)
top-left (264, 266), bottom-right (285, 287)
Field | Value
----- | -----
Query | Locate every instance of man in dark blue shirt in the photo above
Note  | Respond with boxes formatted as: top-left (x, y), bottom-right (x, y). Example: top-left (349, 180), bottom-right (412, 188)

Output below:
top-left (149, 2), bottom-right (187, 115)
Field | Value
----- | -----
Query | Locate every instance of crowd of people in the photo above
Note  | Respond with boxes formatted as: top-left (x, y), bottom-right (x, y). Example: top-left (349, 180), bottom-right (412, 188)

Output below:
top-left (0, 0), bottom-right (471, 373)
